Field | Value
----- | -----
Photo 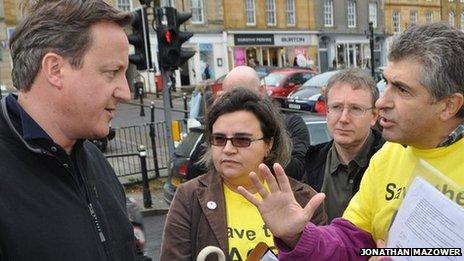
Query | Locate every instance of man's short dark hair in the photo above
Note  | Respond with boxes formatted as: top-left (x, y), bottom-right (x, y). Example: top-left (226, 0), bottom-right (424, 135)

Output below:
top-left (10, 0), bottom-right (131, 91)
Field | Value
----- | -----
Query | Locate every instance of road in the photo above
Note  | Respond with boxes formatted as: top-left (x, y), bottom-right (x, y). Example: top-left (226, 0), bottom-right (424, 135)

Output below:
top-left (143, 214), bottom-right (167, 261)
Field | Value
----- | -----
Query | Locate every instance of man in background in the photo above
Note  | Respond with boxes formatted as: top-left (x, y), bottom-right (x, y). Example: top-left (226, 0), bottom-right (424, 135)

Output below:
top-left (303, 68), bottom-right (384, 222)
top-left (187, 66), bottom-right (310, 180)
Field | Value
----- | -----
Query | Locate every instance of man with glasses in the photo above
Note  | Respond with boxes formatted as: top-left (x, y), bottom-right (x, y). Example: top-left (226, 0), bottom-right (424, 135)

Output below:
top-left (303, 68), bottom-right (384, 222)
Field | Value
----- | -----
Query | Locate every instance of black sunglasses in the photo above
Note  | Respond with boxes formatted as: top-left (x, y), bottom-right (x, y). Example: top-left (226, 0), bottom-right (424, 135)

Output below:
top-left (210, 134), bottom-right (265, 148)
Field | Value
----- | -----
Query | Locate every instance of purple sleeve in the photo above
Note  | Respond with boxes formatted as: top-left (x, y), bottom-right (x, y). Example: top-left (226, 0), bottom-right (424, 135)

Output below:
top-left (275, 218), bottom-right (375, 261)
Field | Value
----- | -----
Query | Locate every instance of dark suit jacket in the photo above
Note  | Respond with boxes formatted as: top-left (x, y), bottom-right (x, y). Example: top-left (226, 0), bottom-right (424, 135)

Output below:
top-left (160, 170), bottom-right (327, 261)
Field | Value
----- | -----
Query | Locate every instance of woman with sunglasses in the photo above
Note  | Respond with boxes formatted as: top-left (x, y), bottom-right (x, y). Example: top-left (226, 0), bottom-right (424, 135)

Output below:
top-left (160, 88), bottom-right (327, 260)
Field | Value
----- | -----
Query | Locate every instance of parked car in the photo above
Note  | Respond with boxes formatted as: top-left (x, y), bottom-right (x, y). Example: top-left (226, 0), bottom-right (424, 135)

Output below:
top-left (300, 113), bottom-right (331, 145)
top-left (287, 70), bottom-right (339, 111)
top-left (254, 65), bottom-right (278, 78)
top-left (163, 112), bottom-right (331, 203)
top-left (126, 197), bottom-right (152, 260)
top-left (206, 74), bottom-right (226, 98)
top-left (263, 68), bottom-right (316, 107)
top-left (163, 126), bottom-right (204, 204)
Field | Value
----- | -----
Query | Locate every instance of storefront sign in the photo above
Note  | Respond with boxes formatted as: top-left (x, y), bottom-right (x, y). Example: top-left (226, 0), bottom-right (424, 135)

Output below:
top-left (234, 34), bottom-right (274, 46)
top-left (274, 34), bottom-right (311, 46)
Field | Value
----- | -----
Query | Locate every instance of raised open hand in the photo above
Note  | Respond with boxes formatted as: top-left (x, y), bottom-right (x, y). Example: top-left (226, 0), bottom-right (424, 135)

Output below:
top-left (237, 163), bottom-right (325, 248)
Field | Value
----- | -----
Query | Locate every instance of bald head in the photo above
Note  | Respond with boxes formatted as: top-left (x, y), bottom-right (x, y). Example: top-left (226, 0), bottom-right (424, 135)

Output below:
top-left (222, 66), bottom-right (264, 95)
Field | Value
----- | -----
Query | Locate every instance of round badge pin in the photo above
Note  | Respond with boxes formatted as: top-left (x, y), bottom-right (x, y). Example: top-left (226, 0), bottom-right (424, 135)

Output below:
top-left (207, 201), bottom-right (217, 210)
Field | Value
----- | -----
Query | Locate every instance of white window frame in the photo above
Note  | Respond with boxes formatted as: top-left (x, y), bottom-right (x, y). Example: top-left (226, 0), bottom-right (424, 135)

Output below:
top-left (286, 0), bottom-right (296, 26)
top-left (190, 0), bottom-right (204, 24)
top-left (426, 11), bottom-right (433, 24)
top-left (266, 0), bottom-right (276, 26)
top-left (461, 11), bottom-right (464, 32)
top-left (347, 1), bottom-right (357, 28)
top-left (117, 0), bottom-right (132, 12)
top-left (161, 0), bottom-right (175, 7)
top-left (324, 0), bottom-right (334, 27)
top-left (393, 11), bottom-right (401, 34)
top-left (450, 11), bottom-right (455, 27)
top-left (245, 0), bottom-right (256, 26)
top-left (410, 10), bottom-right (417, 27)
top-left (369, 3), bottom-right (377, 28)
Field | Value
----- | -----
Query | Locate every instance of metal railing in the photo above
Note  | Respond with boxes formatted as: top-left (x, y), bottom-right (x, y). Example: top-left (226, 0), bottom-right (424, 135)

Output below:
top-left (104, 102), bottom-right (188, 178)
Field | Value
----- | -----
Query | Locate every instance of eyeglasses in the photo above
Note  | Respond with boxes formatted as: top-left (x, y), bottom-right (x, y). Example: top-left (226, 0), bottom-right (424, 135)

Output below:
top-left (210, 134), bottom-right (265, 148)
top-left (327, 104), bottom-right (373, 117)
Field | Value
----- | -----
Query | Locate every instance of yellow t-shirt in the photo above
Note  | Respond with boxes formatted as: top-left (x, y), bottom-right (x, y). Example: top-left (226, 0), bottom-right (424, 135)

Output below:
top-left (343, 139), bottom-right (464, 242)
top-left (224, 183), bottom-right (276, 261)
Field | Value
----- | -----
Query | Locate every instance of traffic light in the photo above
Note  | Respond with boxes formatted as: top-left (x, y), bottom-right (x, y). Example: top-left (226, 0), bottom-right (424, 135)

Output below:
top-left (156, 7), bottom-right (195, 70)
top-left (128, 7), bottom-right (153, 71)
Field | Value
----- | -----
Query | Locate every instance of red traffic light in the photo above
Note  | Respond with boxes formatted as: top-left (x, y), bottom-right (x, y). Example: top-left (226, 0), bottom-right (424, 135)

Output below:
top-left (164, 30), bottom-right (172, 43)
top-left (163, 29), bottom-right (175, 44)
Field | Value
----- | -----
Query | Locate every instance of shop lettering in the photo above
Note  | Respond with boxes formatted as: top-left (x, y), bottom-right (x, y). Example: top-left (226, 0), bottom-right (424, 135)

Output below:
top-left (281, 37), bottom-right (306, 43)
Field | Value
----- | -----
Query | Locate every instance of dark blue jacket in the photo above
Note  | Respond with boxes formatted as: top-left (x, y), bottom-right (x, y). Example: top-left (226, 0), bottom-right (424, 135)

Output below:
top-left (0, 97), bottom-right (137, 261)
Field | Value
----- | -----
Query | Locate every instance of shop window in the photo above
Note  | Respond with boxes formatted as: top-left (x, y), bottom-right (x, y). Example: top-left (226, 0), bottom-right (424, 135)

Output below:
top-left (190, 0), bottom-right (204, 23)
top-left (324, 0), bottom-right (333, 27)
top-left (461, 11), bottom-right (464, 32)
top-left (245, 0), bottom-right (256, 25)
top-left (266, 0), bottom-right (276, 26)
top-left (393, 11), bottom-right (401, 34)
top-left (369, 3), bottom-right (377, 28)
top-left (347, 1), bottom-right (356, 28)
top-left (161, 0), bottom-right (175, 7)
top-left (449, 11), bottom-right (455, 27)
top-left (286, 0), bottom-right (295, 26)
top-left (410, 11), bottom-right (417, 27)
top-left (426, 11), bottom-right (433, 24)
top-left (117, 0), bottom-right (132, 11)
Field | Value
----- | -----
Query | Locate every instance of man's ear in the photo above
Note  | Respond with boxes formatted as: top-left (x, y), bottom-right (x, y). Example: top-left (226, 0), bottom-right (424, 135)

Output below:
top-left (440, 93), bottom-right (464, 121)
top-left (41, 53), bottom-right (65, 89)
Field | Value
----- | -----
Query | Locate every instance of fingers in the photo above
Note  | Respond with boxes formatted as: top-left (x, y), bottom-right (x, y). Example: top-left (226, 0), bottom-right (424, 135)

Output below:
top-left (258, 163), bottom-right (279, 193)
top-left (273, 163), bottom-right (292, 193)
top-left (237, 185), bottom-right (260, 206)
top-left (303, 193), bottom-right (325, 219)
top-left (249, 171), bottom-right (270, 199)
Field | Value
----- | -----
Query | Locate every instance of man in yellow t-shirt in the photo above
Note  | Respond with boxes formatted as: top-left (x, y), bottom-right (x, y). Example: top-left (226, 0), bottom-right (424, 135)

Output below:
top-left (238, 22), bottom-right (464, 260)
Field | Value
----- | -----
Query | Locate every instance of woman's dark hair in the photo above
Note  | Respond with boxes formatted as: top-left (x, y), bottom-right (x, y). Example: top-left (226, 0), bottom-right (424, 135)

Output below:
top-left (200, 87), bottom-right (291, 170)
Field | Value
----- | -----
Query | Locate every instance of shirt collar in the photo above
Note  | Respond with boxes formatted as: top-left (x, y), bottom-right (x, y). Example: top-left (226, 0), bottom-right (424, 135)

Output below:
top-left (5, 94), bottom-right (52, 141)
top-left (438, 121), bottom-right (464, 147)
top-left (328, 130), bottom-right (375, 174)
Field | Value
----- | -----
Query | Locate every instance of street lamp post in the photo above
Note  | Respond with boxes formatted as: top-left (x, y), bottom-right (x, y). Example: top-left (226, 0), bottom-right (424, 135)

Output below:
top-left (369, 22), bottom-right (375, 79)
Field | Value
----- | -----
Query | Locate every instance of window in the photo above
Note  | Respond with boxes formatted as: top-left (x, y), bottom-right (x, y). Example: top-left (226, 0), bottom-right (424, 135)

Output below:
top-left (410, 11), bottom-right (417, 27)
top-left (449, 11), bottom-right (455, 27)
top-left (426, 11), bottom-right (433, 24)
top-left (117, 0), bottom-right (131, 11)
top-left (286, 0), bottom-right (296, 26)
top-left (462, 11), bottom-right (464, 31)
top-left (324, 0), bottom-right (333, 27)
top-left (266, 0), bottom-right (276, 26)
top-left (191, 0), bottom-right (204, 23)
top-left (369, 3), bottom-right (377, 28)
top-left (245, 0), bottom-right (256, 25)
top-left (393, 11), bottom-right (401, 34)
top-left (161, 0), bottom-right (174, 7)
top-left (347, 1), bottom-right (356, 28)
